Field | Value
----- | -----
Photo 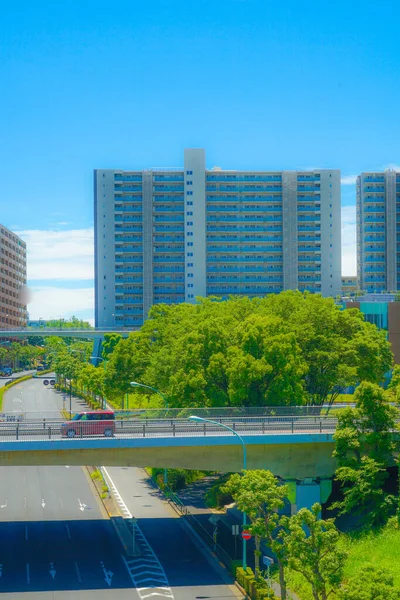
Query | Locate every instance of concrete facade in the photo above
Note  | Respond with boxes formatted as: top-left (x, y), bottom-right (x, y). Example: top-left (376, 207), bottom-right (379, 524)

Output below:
top-left (0, 225), bottom-right (27, 329)
top-left (94, 150), bottom-right (341, 328)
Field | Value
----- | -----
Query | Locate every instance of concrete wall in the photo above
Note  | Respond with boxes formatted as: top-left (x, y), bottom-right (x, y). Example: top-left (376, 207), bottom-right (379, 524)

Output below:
top-left (184, 149), bottom-right (206, 302)
top-left (0, 435), bottom-right (336, 479)
top-left (94, 170), bottom-right (117, 328)
top-left (320, 170), bottom-right (341, 297)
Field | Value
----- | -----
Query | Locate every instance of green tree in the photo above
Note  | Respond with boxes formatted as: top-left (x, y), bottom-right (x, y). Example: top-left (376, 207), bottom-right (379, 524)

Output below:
top-left (282, 503), bottom-right (346, 600)
top-left (340, 564), bottom-right (400, 600)
top-left (331, 382), bottom-right (398, 525)
top-left (102, 333), bottom-right (122, 359)
top-left (222, 470), bottom-right (289, 599)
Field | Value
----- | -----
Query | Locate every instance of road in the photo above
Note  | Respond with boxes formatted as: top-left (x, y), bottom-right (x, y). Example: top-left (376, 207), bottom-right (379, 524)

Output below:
top-left (0, 377), bottom-right (243, 599)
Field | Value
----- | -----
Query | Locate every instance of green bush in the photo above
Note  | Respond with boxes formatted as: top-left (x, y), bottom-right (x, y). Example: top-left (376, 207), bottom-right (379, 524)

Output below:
top-left (147, 467), bottom-right (211, 491)
top-left (236, 567), bottom-right (277, 600)
top-left (205, 474), bottom-right (232, 508)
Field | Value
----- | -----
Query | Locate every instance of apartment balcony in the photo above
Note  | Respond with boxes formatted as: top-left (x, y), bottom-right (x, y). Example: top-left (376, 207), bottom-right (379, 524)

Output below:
top-left (363, 196), bottom-right (385, 202)
top-left (364, 258), bottom-right (385, 263)
top-left (154, 206), bottom-right (184, 213)
top-left (364, 235), bottom-right (385, 242)
top-left (116, 266), bottom-right (143, 273)
top-left (115, 245), bottom-right (143, 253)
top-left (363, 206), bottom-right (385, 213)
top-left (153, 196), bottom-right (184, 202)
top-left (153, 277), bottom-right (185, 283)
top-left (153, 186), bottom-right (184, 192)
top-left (154, 216), bottom-right (184, 222)
top-left (154, 236), bottom-right (184, 242)
top-left (297, 176), bottom-right (321, 182)
top-left (153, 256), bottom-right (185, 263)
top-left (207, 185), bottom-right (282, 192)
top-left (153, 266), bottom-right (185, 272)
top-left (298, 277), bottom-right (321, 283)
top-left (115, 298), bottom-right (143, 305)
top-left (154, 287), bottom-right (185, 294)
top-left (363, 178), bottom-right (385, 183)
top-left (114, 185), bottom-right (142, 192)
top-left (114, 174), bottom-right (142, 182)
top-left (206, 175), bottom-right (282, 182)
top-left (153, 175), bottom-right (184, 182)
top-left (115, 234), bottom-right (143, 242)
top-left (115, 277), bottom-right (143, 283)
top-left (364, 266), bottom-right (386, 273)
top-left (154, 226), bottom-right (184, 232)
top-left (297, 186), bottom-right (320, 192)
top-left (364, 187), bottom-right (385, 192)
top-left (115, 257), bottom-right (143, 264)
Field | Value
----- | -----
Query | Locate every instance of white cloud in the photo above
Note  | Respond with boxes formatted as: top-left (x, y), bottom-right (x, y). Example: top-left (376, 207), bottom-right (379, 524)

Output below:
top-left (341, 175), bottom-right (358, 185)
top-left (383, 163), bottom-right (400, 171)
top-left (16, 228), bottom-right (94, 281)
top-left (341, 205), bottom-right (356, 276)
top-left (28, 286), bottom-right (94, 320)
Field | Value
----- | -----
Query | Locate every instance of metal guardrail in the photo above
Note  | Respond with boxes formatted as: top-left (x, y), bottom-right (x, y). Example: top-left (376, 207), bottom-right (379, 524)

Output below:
top-left (0, 416), bottom-right (338, 442)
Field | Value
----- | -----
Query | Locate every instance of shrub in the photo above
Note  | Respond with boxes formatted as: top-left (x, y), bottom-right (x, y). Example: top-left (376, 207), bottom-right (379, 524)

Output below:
top-left (236, 567), bottom-right (277, 600)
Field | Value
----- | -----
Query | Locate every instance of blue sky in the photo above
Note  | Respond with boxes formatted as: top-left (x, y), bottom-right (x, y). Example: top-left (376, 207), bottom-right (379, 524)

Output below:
top-left (1, 0), bottom-right (400, 320)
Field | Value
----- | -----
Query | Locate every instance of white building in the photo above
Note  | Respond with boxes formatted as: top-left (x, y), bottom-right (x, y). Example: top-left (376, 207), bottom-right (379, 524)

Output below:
top-left (357, 170), bottom-right (400, 292)
top-left (94, 149), bottom-right (341, 328)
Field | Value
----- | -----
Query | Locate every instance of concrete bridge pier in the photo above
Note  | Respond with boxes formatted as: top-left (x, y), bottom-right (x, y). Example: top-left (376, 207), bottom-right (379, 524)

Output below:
top-left (91, 337), bottom-right (104, 365)
top-left (287, 478), bottom-right (332, 514)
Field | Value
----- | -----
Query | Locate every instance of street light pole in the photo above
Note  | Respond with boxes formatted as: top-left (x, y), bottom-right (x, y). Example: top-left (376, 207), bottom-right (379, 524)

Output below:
top-left (130, 381), bottom-right (169, 484)
top-left (189, 415), bottom-right (248, 570)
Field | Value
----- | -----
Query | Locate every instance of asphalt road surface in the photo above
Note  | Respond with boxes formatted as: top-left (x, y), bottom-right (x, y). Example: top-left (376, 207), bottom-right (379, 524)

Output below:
top-left (0, 378), bottom-right (137, 598)
top-left (0, 377), bottom-right (244, 599)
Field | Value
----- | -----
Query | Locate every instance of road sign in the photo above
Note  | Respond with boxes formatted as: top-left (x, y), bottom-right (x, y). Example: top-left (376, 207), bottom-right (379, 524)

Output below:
top-left (263, 556), bottom-right (274, 566)
top-left (49, 379), bottom-right (55, 386)
top-left (242, 530), bottom-right (252, 541)
top-left (232, 524), bottom-right (240, 536)
top-left (43, 380), bottom-right (49, 386)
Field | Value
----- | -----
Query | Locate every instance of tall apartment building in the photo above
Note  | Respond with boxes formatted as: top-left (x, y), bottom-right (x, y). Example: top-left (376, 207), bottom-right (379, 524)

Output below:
top-left (95, 149), bottom-right (341, 328)
top-left (0, 224), bottom-right (27, 328)
top-left (357, 170), bottom-right (400, 293)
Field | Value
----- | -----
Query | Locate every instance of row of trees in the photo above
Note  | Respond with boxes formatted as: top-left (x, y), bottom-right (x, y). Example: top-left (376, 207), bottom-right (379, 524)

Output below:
top-left (0, 342), bottom-right (44, 371)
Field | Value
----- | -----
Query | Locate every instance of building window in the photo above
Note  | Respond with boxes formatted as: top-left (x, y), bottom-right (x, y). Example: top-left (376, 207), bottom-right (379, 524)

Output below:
top-left (187, 222), bottom-right (193, 226)
top-left (186, 170), bottom-right (193, 175)
top-left (187, 181), bottom-right (193, 185)
top-left (187, 201), bottom-right (193, 206)
top-left (187, 191), bottom-right (193, 196)
top-left (187, 232), bottom-right (193, 236)
top-left (187, 242), bottom-right (193, 246)
top-left (187, 252), bottom-right (193, 257)
top-left (187, 263), bottom-right (193, 267)
top-left (187, 211), bottom-right (193, 216)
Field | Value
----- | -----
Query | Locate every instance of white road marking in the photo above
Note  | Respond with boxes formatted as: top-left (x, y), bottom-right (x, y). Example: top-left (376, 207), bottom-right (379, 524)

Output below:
top-left (41, 499), bottom-right (46, 508)
top-left (0, 500), bottom-right (7, 509)
top-left (25, 525), bottom-right (28, 541)
top-left (24, 497), bottom-right (27, 508)
top-left (65, 524), bottom-right (71, 539)
top-left (101, 468), bottom-right (174, 599)
top-left (74, 561), bottom-right (82, 583)
top-left (78, 498), bottom-right (88, 512)
top-left (49, 562), bottom-right (56, 580)
top-left (100, 561), bottom-right (113, 587)
top-left (59, 497), bottom-right (64, 508)
top-left (26, 563), bottom-right (30, 584)
top-left (0, 563), bottom-right (3, 578)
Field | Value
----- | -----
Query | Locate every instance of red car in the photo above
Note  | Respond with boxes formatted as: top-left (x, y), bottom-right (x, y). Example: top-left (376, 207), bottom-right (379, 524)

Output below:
top-left (61, 411), bottom-right (115, 438)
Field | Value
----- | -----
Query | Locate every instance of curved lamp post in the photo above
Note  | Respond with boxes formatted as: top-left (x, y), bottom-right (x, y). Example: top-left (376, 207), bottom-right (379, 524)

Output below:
top-left (130, 381), bottom-right (169, 484)
top-left (189, 415), bottom-right (248, 570)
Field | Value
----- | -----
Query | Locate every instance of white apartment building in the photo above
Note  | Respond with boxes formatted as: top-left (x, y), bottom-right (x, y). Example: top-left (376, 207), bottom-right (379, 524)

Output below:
top-left (95, 149), bottom-right (341, 328)
top-left (357, 170), bottom-right (400, 292)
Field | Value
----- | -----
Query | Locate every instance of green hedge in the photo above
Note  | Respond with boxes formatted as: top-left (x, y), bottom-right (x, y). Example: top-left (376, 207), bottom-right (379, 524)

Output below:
top-left (55, 384), bottom-right (102, 411)
top-left (236, 567), bottom-right (278, 600)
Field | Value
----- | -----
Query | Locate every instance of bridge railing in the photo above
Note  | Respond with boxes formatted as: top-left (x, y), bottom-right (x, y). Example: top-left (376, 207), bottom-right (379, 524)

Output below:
top-left (0, 415), bottom-right (338, 442)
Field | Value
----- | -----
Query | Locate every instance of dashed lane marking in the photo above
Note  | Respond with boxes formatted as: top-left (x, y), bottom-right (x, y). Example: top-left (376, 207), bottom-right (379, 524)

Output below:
top-left (102, 467), bottom-right (174, 600)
